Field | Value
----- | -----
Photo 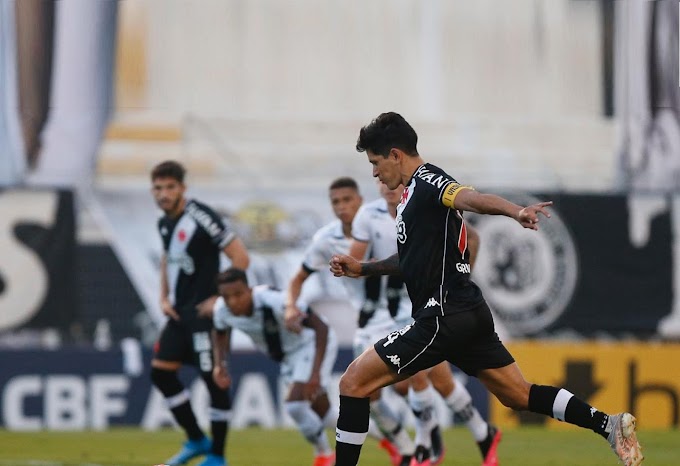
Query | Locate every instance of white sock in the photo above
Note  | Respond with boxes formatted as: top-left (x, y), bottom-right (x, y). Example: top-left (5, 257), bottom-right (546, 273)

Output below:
top-left (285, 400), bottom-right (332, 455)
top-left (370, 399), bottom-right (415, 455)
top-left (322, 405), bottom-right (338, 429)
top-left (446, 382), bottom-right (488, 442)
top-left (367, 418), bottom-right (385, 441)
top-left (408, 386), bottom-right (436, 448)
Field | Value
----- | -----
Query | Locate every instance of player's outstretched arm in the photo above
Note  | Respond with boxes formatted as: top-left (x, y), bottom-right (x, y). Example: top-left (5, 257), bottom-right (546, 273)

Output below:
top-left (452, 188), bottom-right (552, 231)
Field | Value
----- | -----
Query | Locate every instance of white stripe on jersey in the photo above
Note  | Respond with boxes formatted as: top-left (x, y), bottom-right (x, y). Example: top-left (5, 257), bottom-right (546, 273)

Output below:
top-left (437, 209), bottom-right (450, 316)
top-left (166, 214), bottom-right (197, 306)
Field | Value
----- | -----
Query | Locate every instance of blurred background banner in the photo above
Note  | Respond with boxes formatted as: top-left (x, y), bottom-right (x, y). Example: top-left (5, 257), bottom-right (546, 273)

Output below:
top-left (0, 0), bottom-right (117, 192)
top-left (0, 190), bottom-right (76, 340)
top-left (0, 348), bottom-right (488, 431)
top-left (616, 0), bottom-right (680, 191)
top-left (490, 342), bottom-right (680, 429)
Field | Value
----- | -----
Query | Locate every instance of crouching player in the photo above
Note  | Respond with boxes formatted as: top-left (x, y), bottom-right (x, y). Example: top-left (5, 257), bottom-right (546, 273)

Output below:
top-left (210, 268), bottom-right (338, 466)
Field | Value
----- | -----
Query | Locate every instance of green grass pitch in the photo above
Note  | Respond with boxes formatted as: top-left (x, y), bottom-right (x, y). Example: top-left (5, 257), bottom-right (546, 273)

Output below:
top-left (0, 427), bottom-right (675, 465)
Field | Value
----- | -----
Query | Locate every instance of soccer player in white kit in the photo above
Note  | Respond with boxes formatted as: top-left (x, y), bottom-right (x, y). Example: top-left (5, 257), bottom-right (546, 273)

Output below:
top-left (284, 177), bottom-right (417, 465)
top-left (210, 268), bottom-right (338, 466)
top-left (349, 180), bottom-right (502, 466)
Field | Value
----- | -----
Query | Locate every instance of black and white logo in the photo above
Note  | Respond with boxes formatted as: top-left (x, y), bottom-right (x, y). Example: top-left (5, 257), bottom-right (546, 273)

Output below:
top-left (468, 193), bottom-right (579, 335)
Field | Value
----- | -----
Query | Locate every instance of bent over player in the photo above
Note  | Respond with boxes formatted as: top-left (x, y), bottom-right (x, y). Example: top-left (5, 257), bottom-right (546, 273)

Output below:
top-left (210, 268), bottom-right (338, 466)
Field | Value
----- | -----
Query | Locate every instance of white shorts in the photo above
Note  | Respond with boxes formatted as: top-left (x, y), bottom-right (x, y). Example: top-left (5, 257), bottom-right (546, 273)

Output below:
top-left (281, 329), bottom-right (338, 389)
top-left (353, 319), bottom-right (398, 358)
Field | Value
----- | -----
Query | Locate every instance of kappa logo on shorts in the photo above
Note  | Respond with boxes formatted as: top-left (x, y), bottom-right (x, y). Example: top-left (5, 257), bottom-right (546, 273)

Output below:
top-left (382, 323), bottom-right (413, 347)
top-left (424, 297), bottom-right (440, 308)
top-left (386, 355), bottom-right (401, 368)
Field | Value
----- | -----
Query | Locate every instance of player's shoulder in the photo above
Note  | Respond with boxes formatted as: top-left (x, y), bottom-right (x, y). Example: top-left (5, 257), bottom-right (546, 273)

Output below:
top-left (213, 296), bottom-right (232, 322)
top-left (311, 219), bottom-right (343, 242)
top-left (360, 198), bottom-right (388, 215)
top-left (252, 284), bottom-right (284, 307)
top-left (185, 198), bottom-right (226, 233)
top-left (413, 163), bottom-right (457, 188)
top-left (185, 198), bottom-right (220, 218)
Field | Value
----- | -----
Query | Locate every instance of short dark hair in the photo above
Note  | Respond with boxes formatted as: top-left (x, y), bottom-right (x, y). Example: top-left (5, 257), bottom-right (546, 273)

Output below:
top-left (329, 176), bottom-right (359, 191)
top-left (356, 112), bottom-right (418, 157)
top-left (216, 267), bottom-right (249, 286)
top-left (151, 160), bottom-right (186, 183)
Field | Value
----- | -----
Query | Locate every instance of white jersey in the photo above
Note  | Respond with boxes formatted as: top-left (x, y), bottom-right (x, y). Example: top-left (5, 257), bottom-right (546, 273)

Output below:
top-left (301, 219), bottom-right (364, 311)
top-left (352, 198), bottom-right (412, 325)
top-left (213, 285), bottom-right (314, 355)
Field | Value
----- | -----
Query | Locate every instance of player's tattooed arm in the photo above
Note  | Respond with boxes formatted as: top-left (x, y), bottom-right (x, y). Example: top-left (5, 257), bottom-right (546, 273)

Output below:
top-left (360, 253), bottom-right (401, 276)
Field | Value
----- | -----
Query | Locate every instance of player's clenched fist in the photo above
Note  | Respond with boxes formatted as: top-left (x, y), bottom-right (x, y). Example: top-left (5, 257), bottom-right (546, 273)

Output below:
top-left (329, 254), bottom-right (362, 278)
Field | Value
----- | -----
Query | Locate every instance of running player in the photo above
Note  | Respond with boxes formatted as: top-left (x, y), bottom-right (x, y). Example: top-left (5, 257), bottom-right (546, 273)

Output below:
top-left (349, 179), bottom-right (500, 466)
top-left (331, 112), bottom-right (644, 466)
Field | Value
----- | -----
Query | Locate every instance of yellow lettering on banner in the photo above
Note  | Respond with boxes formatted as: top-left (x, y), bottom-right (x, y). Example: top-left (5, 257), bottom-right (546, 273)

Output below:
top-left (489, 342), bottom-right (680, 429)
top-left (441, 183), bottom-right (473, 208)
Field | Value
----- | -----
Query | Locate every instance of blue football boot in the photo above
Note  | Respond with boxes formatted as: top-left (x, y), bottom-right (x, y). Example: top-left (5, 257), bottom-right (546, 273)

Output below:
top-left (166, 436), bottom-right (212, 465)
top-left (196, 453), bottom-right (228, 466)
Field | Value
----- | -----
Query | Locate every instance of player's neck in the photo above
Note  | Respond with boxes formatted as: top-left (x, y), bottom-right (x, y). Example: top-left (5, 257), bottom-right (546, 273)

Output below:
top-left (166, 197), bottom-right (187, 219)
top-left (342, 222), bottom-right (352, 238)
top-left (387, 201), bottom-right (398, 218)
top-left (401, 155), bottom-right (425, 185)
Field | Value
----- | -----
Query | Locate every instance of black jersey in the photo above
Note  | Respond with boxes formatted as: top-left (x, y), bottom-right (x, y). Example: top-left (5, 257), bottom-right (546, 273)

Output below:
top-left (396, 163), bottom-right (483, 318)
top-left (158, 199), bottom-right (235, 318)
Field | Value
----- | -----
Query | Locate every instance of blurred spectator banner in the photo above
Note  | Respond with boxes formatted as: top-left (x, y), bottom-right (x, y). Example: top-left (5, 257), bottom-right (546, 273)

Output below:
top-left (468, 192), bottom-right (674, 339)
top-left (0, 189), bottom-right (76, 336)
top-left (2, 189), bottom-right (676, 344)
top-left (490, 342), bottom-right (680, 429)
top-left (0, 348), bottom-right (488, 431)
top-left (616, 0), bottom-right (680, 191)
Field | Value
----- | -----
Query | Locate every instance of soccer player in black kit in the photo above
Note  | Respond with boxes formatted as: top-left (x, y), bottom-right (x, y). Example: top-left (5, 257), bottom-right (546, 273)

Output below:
top-left (329, 113), bottom-right (643, 466)
top-left (150, 161), bottom-right (249, 466)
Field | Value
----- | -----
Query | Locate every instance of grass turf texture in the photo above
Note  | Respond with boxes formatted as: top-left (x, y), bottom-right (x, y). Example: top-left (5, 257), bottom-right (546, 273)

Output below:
top-left (0, 427), bottom-right (674, 465)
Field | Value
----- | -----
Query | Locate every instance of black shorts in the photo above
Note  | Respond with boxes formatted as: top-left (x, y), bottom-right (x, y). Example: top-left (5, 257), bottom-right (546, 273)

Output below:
top-left (154, 317), bottom-right (214, 373)
top-left (374, 300), bottom-right (514, 376)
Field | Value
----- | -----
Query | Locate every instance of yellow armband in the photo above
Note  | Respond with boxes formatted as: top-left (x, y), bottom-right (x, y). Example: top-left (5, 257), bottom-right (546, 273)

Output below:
top-left (441, 183), bottom-right (474, 208)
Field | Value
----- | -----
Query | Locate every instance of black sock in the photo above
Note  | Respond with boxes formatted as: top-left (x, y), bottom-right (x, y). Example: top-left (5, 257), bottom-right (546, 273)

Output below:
top-left (565, 396), bottom-right (610, 439)
top-left (335, 395), bottom-right (370, 466)
top-left (211, 420), bottom-right (228, 456)
top-left (528, 384), bottom-right (610, 438)
top-left (172, 402), bottom-right (205, 441)
top-left (151, 368), bottom-right (204, 440)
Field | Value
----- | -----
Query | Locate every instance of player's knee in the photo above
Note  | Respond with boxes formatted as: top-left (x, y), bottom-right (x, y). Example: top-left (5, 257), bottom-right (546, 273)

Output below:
top-left (339, 369), bottom-right (367, 397)
top-left (285, 400), bottom-right (308, 420)
top-left (150, 367), bottom-right (183, 396)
